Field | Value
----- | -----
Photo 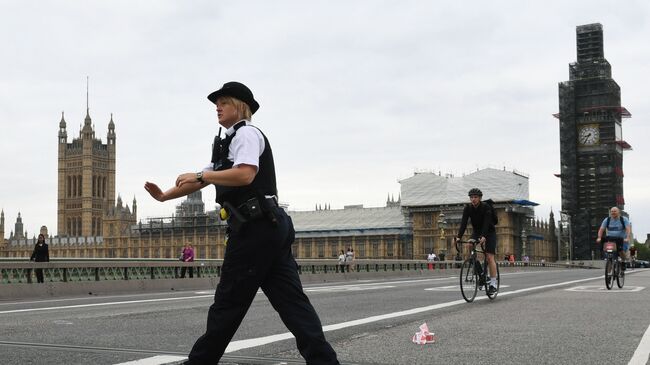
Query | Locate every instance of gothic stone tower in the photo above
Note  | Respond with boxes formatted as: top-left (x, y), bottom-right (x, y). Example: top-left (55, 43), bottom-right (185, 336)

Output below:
top-left (57, 105), bottom-right (116, 237)
top-left (557, 23), bottom-right (631, 260)
top-left (0, 210), bottom-right (5, 245)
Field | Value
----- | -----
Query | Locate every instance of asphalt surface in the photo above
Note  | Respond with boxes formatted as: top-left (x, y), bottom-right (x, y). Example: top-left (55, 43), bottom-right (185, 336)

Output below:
top-left (1, 267), bottom-right (649, 364)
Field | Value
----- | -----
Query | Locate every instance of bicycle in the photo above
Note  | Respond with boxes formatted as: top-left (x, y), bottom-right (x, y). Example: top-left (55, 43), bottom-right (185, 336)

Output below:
top-left (456, 239), bottom-right (500, 302)
top-left (603, 241), bottom-right (624, 290)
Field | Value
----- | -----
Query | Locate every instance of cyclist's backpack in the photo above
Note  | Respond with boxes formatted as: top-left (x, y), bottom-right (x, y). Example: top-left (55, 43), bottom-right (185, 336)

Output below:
top-left (483, 199), bottom-right (498, 226)
top-left (605, 216), bottom-right (626, 231)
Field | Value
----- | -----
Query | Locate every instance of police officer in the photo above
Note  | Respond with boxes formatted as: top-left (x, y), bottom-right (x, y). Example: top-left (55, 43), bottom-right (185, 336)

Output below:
top-left (144, 82), bottom-right (339, 364)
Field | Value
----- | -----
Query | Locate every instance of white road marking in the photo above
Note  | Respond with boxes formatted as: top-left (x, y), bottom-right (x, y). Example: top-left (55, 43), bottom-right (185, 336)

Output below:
top-left (629, 322), bottom-right (650, 365)
top-left (224, 275), bottom-right (602, 352)
top-left (117, 275), bottom-right (607, 361)
top-left (306, 285), bottom-right (395, 292)
top-left (0, 295), bottom-right (214, 315)
top-left (425, 285), bottom-right (511, 291)
top-left (565, 285), bottom-right (645, 293)
top-left (0, 278), bottom-right (460, 315)
top-left (113, 355), bottom-right (186, 365)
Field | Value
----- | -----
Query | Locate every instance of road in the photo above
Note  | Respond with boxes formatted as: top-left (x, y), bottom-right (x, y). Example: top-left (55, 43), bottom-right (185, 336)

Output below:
top-left (1, 267), bottom-right (649, 364)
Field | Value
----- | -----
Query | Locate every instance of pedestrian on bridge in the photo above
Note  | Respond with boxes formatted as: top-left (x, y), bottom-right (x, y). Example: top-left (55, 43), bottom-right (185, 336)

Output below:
top-left (30, 234), bottom-right (49, 283)
top-left (180, 244), bottom-right (194, 278)
top-left (144, 81), bottom-right (339, 365)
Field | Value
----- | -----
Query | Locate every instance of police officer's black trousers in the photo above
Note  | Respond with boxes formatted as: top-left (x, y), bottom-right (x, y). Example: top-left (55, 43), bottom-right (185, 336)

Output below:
top-left (187, 208), bottom-right (339, 365)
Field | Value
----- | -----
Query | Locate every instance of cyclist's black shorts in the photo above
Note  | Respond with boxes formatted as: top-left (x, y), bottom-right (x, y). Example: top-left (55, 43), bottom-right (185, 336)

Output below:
top-left (472, 231), bottom-right (497, 254)
top-left (604, 236), bottom-right (625, 252)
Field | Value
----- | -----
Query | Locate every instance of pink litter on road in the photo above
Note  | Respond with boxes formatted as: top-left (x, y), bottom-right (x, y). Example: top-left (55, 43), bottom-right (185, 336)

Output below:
top-left (412, 322), bottom-right (437, 344)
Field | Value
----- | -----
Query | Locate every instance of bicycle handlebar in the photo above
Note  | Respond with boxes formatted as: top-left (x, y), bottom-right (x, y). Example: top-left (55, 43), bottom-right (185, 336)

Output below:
top-left (455, 238), bottom-right (481, 254)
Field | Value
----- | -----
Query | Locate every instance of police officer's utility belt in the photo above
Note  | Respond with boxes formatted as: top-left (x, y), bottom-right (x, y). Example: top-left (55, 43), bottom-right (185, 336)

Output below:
top-left (221, 196), bottom-right (278, 232)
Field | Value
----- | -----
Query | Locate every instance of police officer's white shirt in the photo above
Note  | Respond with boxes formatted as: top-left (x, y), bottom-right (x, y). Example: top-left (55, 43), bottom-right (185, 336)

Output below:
top-left (203, 120), bottom-right (265, 172)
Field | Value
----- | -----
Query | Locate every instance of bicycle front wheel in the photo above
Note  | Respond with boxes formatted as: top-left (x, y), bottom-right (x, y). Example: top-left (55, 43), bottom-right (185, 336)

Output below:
top-left (487, 262), bottom-right (500, 300)
top-left (460, 258), bottom-right (478, 302)
top-left (616, 261), bottom-right (625, 288)
top-left (605, 259), bottom-right (613, 290)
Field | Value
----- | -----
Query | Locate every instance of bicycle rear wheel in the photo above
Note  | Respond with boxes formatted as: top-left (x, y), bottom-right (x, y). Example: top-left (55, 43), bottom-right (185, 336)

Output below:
top-left (605, 259), bottom-right (613, 290)
top-left (460, 258), bottom-right (478, 302)
top-left (616, 261), bottom-right (625, 288)
top-left (487, 262), bottom-right (500, 300)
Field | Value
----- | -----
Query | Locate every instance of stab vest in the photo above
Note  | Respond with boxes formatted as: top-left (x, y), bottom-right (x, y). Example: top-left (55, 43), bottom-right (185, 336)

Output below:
top-left (212, 121), bottom-right (277, 206)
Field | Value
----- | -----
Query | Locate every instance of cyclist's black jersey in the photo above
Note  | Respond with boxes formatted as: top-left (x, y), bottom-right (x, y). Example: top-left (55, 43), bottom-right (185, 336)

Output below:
top-left (457, 202), bottom-right (495, 239)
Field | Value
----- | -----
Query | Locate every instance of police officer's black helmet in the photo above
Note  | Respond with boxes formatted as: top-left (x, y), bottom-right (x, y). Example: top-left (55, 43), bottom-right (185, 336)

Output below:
top-left (207, 81), bottom-right (260, 114)
top-left (468, 188), bottom-right (483, 197)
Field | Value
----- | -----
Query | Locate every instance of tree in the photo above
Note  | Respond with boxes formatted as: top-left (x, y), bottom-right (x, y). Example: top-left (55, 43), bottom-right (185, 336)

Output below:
top-left (633, 239), bottom-right (650, 261)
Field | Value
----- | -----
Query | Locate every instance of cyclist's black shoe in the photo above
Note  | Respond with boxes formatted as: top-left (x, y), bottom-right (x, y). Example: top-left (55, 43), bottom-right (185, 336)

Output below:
top-left (487, 285), bottom-right (498, 295)
top-left (478, 276), bottom-right (486, 287)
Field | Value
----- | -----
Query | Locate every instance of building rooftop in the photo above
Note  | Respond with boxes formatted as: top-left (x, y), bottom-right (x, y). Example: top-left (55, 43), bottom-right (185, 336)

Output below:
top-left (400, 168), bottom-right (530, 207)
top-left (288, 205), bottom-right (407, 232)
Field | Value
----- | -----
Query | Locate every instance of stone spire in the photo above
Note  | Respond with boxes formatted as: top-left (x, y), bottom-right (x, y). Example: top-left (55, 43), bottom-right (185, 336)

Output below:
top-left (81, 77), bottom-right (93, 138)
top-left (107, 113), bottom-right (116, 145)
top-left (58, 111), bottom-right (67, 143)
top-left (14, 212), bottom-right (24, 240)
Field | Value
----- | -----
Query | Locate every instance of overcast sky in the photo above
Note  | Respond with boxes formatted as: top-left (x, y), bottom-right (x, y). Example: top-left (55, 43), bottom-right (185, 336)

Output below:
top-left (1, 1), bottom-right (648, 240)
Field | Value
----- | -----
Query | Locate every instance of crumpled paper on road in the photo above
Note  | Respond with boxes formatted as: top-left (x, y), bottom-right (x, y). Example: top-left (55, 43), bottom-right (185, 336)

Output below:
top-left (412, 322), bottom-right (437, 344)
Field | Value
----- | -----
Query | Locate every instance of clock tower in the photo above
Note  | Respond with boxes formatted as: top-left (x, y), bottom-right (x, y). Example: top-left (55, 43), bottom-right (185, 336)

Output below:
top-left (556, 23), bottom-right (631, 260)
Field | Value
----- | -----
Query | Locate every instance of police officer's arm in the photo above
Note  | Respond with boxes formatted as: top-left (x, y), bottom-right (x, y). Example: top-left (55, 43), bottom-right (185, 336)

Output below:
top-left (144, 180), bottom-right (204, 202)
top-left (176, 164), bottom-right (257, 188)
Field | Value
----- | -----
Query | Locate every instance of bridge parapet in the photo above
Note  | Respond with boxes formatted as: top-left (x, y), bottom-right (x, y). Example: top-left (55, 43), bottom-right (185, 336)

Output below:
top-left (0, 258), bottom-right (595, 286)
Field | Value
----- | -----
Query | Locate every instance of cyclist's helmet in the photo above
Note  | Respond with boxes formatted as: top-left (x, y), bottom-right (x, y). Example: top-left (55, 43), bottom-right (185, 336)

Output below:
top-left (468, 188), bottom-right (483, 197)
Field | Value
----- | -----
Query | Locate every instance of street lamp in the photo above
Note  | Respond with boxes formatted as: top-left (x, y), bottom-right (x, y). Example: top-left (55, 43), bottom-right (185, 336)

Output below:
top-left (560, 211), bottom-right (573, 261)
top-left (521, 227), bottom-right (527, 259)
top-left (438, 212), bottom-right (447, 259)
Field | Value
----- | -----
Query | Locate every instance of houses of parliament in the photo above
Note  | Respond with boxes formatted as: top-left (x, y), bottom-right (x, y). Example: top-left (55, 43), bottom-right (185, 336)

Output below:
top-left (0, 101), bottom-right (560, 262)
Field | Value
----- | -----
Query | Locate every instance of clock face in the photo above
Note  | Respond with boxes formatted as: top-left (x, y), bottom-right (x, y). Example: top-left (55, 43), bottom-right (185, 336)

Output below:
top-left (578, 125), bottom-right (599, 145)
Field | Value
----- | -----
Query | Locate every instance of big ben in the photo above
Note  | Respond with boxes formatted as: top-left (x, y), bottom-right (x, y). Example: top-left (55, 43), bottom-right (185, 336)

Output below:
top-left (557, 23), bottom-right (632, 260)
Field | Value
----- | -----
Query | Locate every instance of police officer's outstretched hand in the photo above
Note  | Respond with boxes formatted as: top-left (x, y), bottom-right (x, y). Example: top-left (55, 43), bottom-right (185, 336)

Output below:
top-left (176, 173), bottom-right (200, 188)
top-left (144, 182), bottom-right (165, 202)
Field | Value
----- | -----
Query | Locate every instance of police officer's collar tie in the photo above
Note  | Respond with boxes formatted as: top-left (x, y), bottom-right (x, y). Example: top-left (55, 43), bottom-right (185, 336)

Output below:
top-left (225, 120), bottom-right (250, 136)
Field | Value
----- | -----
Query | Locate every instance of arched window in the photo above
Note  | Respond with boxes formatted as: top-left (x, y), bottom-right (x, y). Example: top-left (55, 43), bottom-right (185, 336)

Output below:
top-left (102, 177), bottom-right (106, 198)
top-left (92, 176), bottom-right (96, 197)
top-left (72, 176), bottom-right (77, 196)
top-left (78, 175), bottom-right (82, 197)
top-left (67, 176), bottom-right (71, 197)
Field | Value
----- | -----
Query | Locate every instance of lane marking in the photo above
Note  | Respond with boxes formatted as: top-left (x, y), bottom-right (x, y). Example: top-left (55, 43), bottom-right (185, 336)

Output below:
top-left (222, 275), bottom-right (603, 353)
top-left (425, 285), bottom-right (511, 291)
top-left (565, 285), bottom-right (645, 293)
top-left (306, 285), bottom-right (395, 292)
top-left (0, 277), bottom-right (457, 314)
top-left (0, 272), bottom-right (596, 315)
top-left (0, 295), bottom-right (214, 315)
top-left (114, 355), bottom-right (186, 365)
top-left (629, 322), bottom-right (650, 365)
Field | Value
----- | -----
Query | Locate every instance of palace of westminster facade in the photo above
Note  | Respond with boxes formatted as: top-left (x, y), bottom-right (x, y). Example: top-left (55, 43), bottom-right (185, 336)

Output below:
top-left (0, 106), bottom-right (559, 262)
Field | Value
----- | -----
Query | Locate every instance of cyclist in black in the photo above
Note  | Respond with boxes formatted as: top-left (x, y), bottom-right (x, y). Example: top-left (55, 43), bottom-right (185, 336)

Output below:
top-left (454, 188), bottom-right (498, 295)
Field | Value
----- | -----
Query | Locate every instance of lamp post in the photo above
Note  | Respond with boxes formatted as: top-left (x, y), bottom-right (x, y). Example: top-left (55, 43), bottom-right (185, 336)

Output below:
top-left (438, 212), bottom-right (447, 259)
top-left (560, 211), bottom-right (572, 261)
top-left (521, 227), bottom-right (527, 259)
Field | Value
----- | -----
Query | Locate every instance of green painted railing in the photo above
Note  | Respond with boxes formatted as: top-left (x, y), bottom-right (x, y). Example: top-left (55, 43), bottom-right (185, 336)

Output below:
top-left (0, 258), bottom-right (588, 284)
